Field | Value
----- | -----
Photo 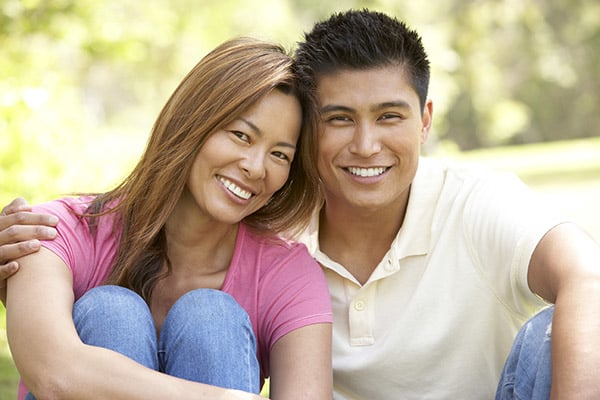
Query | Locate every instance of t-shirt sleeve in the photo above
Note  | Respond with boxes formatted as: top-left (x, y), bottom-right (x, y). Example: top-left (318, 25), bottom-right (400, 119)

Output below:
top-left (32, 197), bottom-right (115, 299)
top-left (258, 242), bottom-right (332, 351)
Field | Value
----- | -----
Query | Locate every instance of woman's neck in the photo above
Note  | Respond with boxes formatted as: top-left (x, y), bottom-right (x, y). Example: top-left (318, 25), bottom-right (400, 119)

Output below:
top-left (165, 199), bottom-right (239, 275)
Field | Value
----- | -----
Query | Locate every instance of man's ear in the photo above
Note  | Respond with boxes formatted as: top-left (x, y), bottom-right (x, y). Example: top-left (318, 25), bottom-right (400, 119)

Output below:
top-left (420, 99), bottom-right (433, 144)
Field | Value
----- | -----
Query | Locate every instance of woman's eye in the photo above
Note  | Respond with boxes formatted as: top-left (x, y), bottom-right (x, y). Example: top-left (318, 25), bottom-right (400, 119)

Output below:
top-left (272, 151), bottom-right (291, 162)
top-left (232, 131), bottom-right (250, 143)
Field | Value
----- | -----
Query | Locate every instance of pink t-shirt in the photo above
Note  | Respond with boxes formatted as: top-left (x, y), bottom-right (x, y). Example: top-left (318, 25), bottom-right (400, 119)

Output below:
top-left (18, 196), bottom-right (332, 399)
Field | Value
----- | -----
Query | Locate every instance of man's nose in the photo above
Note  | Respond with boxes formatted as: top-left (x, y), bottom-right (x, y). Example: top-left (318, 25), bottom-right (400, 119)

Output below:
top-left (348, 123), bottom-right (382, 157)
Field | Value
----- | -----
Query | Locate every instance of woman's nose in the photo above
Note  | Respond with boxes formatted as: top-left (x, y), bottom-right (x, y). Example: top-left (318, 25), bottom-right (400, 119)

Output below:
top-left (239, 150), bottom-right (266, 180)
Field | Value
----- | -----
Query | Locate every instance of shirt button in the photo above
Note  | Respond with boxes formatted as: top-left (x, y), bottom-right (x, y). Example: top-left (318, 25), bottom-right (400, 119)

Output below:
top-left (354, 300), bottom-right (366, 311)
top-left (385, 259), bottom-right (395, 271)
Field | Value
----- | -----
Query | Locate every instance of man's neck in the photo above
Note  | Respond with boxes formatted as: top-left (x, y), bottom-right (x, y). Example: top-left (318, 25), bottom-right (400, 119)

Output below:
top-left (318, 194), bottom-right (409, 285)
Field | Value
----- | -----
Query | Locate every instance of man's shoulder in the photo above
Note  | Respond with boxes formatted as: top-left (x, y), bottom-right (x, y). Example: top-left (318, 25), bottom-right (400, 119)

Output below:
top-left (418, 156), bottom-right (520, 189)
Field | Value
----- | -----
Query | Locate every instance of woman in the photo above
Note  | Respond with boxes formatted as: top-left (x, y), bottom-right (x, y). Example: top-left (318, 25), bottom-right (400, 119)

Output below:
top-left (6, 37), bottom-right (332, 400)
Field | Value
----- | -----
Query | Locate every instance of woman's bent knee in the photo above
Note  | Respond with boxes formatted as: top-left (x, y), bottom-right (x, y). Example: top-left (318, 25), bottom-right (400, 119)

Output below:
top-left (159, 289), bottom-right (259, 391)
top-left (72, 285), bottom-right (158, 368)
top-left (166, 289), bottom-right (251, 329)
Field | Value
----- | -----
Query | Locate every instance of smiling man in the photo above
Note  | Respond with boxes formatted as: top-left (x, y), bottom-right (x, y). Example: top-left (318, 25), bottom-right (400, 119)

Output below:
top-left (293, 9), bottom-right (600, 399)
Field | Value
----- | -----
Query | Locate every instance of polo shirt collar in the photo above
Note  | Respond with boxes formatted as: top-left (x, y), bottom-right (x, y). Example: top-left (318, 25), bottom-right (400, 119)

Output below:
top-left (302, 157), bottom-right (443, 283)
top-left (390, 157), bottom-right (440, 260)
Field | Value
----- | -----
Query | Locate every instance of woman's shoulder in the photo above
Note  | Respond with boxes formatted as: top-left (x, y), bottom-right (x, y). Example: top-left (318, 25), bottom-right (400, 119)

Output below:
top-left (31, 196), bottom-right (97, 230)
top-left (32, 195), bottom-right (119, 298)
top-left (30, 195), bottom-right (119, 252)
top-left (33, 195), bottom-right (96, 214)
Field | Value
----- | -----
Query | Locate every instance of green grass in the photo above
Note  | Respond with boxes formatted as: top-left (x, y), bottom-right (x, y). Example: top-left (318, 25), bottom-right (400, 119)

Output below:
top-left (0, 305), bottom-right (18, 399)
top-left (451, 137), bottom-right (600, 188)
top-left (1, 137), bottom-right (599, 397)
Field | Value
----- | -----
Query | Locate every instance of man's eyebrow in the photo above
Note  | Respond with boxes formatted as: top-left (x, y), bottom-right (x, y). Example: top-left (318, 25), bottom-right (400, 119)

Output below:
top-left (320, 101), bottom-right (412, 114)
top-left (238, 117), bottom-right (296, 149)
top-left (371, 100), bottom-right (412, 112)
top-left (319, 104), bottom-right (354, 114)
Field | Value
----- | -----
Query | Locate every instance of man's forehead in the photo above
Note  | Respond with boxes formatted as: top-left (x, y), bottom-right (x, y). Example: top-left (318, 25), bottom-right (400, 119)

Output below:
top-left (315, 64), bottom-right (408, 83)
top-left (315, 66), bottom-right (418, 108)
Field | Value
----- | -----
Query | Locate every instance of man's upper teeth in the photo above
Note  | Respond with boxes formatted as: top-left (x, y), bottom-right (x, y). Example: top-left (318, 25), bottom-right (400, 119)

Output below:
top-left (219, 177), bottom-right (252, 200)
top-left (348, 167), bottom-right (386, 177)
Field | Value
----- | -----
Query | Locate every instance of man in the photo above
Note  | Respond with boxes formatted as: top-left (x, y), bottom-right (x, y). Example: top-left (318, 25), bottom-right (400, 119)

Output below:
top-left (2, 9), bottom-right (600, 399)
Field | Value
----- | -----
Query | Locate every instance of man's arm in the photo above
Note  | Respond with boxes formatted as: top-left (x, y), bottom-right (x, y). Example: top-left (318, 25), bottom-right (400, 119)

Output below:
top-left (0, 198), bottom-right (58, 301)
top-left (528, 222), bottom-right (600, 399)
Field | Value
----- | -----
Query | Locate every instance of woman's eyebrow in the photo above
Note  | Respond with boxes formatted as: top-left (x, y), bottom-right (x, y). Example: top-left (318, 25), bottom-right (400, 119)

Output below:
top-left (239, 117), bottom-right (261, 136)
top-left (239, 117), bottom-right (296, 149)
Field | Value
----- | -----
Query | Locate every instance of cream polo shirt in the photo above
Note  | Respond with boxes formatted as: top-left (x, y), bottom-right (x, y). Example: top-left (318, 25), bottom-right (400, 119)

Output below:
top-left (301, 157), bottom-right (564, 400)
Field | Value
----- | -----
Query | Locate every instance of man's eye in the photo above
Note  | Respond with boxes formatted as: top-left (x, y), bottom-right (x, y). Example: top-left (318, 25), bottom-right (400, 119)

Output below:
top-left (324, 115), bottom-right (352, 124)
top-left (379, 113), bottom-right (404, 121)
top-left (333, 116), bottom-right (350, 121)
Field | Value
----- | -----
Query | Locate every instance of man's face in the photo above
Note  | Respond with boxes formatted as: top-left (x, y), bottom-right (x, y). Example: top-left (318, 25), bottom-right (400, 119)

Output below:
top-left (315, 65), bottom-right (432, 213)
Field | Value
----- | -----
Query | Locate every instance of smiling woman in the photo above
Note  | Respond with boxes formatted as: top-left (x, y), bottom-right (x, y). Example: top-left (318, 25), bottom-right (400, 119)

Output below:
top-left (183, 89), bottom-right (302, 227)
top-left (2, 37), bottom-right (332, 400)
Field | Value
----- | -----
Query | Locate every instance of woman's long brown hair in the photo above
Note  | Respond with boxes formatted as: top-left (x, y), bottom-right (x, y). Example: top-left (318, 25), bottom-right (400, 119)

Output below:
top-left (84, 37), bottom-right (320, 303)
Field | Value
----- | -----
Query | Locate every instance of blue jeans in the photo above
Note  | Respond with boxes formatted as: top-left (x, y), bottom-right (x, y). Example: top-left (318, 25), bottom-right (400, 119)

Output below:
top-left (496, 306), bottom-right (554, 400)
top-left (26, 285), bottom-right (260, 399)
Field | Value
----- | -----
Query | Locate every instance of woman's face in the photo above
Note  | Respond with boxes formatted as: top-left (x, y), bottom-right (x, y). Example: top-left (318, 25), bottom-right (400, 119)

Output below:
top-left (185, 89), bottom-right (302, 225)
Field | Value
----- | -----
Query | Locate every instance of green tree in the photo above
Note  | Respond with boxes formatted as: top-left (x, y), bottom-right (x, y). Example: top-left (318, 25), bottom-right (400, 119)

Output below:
top-left (441, 0), bottom-right (600, 149)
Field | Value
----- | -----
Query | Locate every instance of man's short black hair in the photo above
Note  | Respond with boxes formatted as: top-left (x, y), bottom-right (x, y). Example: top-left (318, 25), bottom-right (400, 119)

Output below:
top-left (295, 9), bottom-right (430, 111)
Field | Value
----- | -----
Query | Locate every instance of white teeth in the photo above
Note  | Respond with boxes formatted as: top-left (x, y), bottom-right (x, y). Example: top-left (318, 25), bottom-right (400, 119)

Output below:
top-left (218, 177), bottom-right (252, 200)
top-left (347, 167), bottom-right (386, 177)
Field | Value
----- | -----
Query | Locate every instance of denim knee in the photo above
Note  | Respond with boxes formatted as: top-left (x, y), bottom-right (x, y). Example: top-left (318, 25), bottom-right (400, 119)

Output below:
top-left (158, 289), bottom-right (260, 392)
top-left (496, 306), bottom-right (554, 400)
top-left (73, 285), bottom-right (158, 369)
top-left (166, 289), bottom-right (251, 328)
top-left (74, 285), bottom-right (149, 319)
top-left (160, 288), bottom-right (256, 353)
top-left (74, 285), bottom-right (154, 333)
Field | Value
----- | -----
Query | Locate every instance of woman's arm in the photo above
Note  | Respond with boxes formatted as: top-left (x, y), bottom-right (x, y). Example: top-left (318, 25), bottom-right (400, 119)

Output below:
top-left (0, 198), bottom-right (57, 291)
top-left (7, 248), bottom-right (264, 400)
top-left (268, 323), bottom-right (332, 399)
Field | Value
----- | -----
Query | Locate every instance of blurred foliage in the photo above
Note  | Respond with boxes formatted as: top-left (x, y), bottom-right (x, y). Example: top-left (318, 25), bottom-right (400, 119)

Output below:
top-left (1, 0), bottom-right (599, 205)
top-left (441, 0), bottom-right (600, 149)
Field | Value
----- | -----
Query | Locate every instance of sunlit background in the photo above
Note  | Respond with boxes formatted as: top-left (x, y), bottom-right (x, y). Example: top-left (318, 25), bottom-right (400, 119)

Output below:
top-left (1, 0), bottom-right (599, 397)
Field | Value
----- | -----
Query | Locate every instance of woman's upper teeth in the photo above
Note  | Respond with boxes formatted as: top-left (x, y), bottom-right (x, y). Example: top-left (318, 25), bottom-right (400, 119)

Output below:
top-left (219, 177), bottom-right (252, 199)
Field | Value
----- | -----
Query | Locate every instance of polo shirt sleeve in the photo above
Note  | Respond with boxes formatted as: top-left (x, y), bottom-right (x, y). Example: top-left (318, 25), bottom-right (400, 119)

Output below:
top-left (462, 171), bottom-right (564, 316)
top-left (258, 242), bottom-right (333, 351)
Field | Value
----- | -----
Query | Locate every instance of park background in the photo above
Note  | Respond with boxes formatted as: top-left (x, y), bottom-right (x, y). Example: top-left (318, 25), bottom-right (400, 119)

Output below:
top-left (1, 0), bottom-right (599, 397)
